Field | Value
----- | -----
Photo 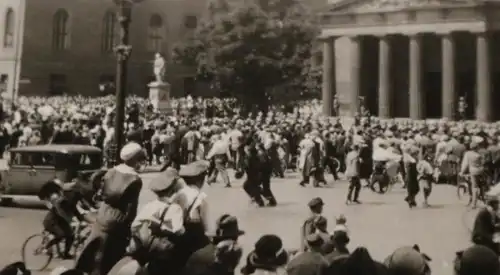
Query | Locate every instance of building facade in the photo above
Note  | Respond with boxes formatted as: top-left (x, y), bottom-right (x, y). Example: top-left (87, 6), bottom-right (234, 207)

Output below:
top-left (320, 0), bottom-right (500, 121)
top-left (0, 0), bottom-right (207, 98)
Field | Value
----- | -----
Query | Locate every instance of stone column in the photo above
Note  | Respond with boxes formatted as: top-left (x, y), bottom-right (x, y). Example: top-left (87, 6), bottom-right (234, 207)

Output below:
top-left (350, 36), bottom-right (361, 116)
top-left (441, 33), bottom-right (456, 119)
top-left (409, 34), bottom-right (423, 119)
top-left (476, 32), bottom-right (492, 122)
top-left (322, 38), bottom-right (335, 116)
top-left (378, 36), bottom-right (391, 118)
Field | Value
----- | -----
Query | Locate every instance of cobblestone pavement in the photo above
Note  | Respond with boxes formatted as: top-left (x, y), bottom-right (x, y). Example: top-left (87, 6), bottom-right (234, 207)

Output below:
top-left (0, 170), bottom-right (475, 275)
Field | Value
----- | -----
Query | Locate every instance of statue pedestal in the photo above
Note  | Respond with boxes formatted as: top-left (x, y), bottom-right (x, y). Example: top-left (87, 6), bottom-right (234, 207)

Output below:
top-left (149, 81), bottom-right (172, 114)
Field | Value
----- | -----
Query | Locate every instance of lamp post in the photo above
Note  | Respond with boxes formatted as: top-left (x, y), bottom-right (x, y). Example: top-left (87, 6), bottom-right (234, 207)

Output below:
top-left (112, 0), bottom-right (142, 164)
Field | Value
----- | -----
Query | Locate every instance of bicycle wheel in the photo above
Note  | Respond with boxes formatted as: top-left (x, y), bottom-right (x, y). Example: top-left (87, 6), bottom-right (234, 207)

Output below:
top-left (382, 179), bottom-right (396, 194)
top-left (332, 158), bottom-right (341, 172)
top-left (21, 233), bottom-right (53, 271)
top-left (456, 183), bottom-right (471, 206)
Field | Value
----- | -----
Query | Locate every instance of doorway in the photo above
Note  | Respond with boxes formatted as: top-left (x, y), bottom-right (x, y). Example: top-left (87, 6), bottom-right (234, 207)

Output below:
top-left (457, 71), bottom-right (475, 119)
top-left (424, 72), bottom-right (441, 118)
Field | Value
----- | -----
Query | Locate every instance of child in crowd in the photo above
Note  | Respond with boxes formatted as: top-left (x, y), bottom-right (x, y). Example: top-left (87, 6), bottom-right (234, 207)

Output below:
top-left (333, 214), bottom-right (349, 233)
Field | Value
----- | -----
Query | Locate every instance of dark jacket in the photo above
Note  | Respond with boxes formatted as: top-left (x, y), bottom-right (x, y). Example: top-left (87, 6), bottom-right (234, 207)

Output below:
top-left (183, 243), bottom-right (216, 275)
top-left (286, 251), bottom-right (329, 275)
top-left (325, 248), bottom-right (350, 265)
top-left (472, 208), bottom-right (497, 244)
top-left (198, 263), bottom-right (234, 275)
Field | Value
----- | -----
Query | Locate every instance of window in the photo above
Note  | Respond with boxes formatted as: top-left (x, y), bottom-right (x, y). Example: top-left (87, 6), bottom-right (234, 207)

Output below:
top-left (148, 14), bottom-right (163, 52)
top-left (184, 15), bottom-right (197, 29)
top-left (10, 152), bottom-right (55, 167)
top-left (59, 153), bottom-right (102, 170)
top-left (49, 74), bottom-right (67, 95)
top-left (101, 11), bottom-right (116, 53)
top-left (52, 9), bottom-right (70, 51)
top-left (3, 8), bottom-right (14, 48)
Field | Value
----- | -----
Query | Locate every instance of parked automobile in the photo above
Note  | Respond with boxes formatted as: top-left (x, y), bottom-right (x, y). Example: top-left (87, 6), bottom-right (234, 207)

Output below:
top-left (0, 144), bottom-right (103, 205)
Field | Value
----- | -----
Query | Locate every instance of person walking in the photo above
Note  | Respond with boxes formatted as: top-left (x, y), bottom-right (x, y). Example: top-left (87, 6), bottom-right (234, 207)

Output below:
top-left (206, 134), bottom-right (231, 187)
top-left (345, 144), bottom-right (361, 204)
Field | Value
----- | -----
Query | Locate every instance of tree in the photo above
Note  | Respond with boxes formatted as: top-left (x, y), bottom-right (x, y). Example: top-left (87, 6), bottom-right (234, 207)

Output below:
top-left (172, 0), bottom-right (319, 110)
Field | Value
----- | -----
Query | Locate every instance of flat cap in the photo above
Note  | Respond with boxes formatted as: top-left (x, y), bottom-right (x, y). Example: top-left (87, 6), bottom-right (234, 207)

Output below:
top-left (149, 167), bottom-right (179, 193)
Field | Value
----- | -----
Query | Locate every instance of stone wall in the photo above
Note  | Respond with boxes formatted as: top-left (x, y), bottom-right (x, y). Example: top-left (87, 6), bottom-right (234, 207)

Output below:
top-left (17, 0), bottom-right (207, 97)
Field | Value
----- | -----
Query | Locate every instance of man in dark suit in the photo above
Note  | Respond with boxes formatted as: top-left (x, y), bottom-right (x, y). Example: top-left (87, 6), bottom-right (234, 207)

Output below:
top-left (472, 197), bottom-right (500, 254)
top-left (287, 233), bottom-right (329, 275)
top-left (182, 215), bottom-right (245, 275)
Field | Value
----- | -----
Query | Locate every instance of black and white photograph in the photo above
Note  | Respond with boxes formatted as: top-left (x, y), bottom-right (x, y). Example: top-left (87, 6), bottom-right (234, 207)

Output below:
top-left (0, 0), bottom-right (500, 274)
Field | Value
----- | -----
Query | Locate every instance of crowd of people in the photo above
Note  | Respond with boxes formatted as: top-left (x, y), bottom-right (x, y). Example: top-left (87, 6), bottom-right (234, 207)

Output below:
top-left (0, 94), bottom-right (500, 275)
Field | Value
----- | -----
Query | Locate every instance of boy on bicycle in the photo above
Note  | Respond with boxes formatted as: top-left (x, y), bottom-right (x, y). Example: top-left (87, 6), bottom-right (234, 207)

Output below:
top-left (38, 179), bottom-right (85, 259)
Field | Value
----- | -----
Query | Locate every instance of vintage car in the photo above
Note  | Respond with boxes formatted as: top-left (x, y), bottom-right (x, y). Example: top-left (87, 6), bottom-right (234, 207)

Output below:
top-left (0, 144), bottom-right (103, 204)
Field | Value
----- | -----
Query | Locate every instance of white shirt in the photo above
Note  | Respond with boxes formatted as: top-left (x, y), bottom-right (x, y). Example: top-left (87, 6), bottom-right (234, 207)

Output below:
top-left (228, 129), bottom-right (243, 150)
top-left (131, 199), bottom-right (185, 235)
top-left (178, 186), bottom-right (207, 220)
top-left (206, 140), bottom-right (229, 159)
top-left (177, 185), bottom-right (210, 232)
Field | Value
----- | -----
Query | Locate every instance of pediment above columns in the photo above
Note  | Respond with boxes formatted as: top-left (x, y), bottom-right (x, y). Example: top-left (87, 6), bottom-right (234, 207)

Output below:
top-left (327, 0), bottom-right (476, 14)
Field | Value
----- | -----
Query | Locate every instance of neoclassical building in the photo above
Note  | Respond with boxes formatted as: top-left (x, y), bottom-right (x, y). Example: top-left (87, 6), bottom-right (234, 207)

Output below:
top-left (0, 0), bottom-right (207, 98)
top-left (319, 0), bottom-right (500, 121)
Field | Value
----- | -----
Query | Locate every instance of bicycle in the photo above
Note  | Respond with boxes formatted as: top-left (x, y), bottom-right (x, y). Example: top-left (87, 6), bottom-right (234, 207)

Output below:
top-left (368, 161), bottom-right (401, 194)
top-left (323, 157), bottom-right (341, 174)
top-left (456, 174), bottom-right (489, 207)
top-left (21, 219), bottom-right (91, 271)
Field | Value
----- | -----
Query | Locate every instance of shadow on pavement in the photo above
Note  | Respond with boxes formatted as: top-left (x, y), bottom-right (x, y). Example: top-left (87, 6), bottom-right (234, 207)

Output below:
top-left (358, 201), bottom-right (386, 206)
top-left (423, 204), bottom-right (446, 210)
top-left (1, 197), bottom-right (45, 210)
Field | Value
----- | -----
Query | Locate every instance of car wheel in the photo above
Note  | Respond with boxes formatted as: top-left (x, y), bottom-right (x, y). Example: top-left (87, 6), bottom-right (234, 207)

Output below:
top-left (0, 197), bottom-right (14, 206)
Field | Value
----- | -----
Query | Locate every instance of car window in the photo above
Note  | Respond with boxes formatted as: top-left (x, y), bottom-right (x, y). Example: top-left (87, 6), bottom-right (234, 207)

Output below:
top-left (10, 152), bottom-right (29, 166)
top-left (79, 153), bottom-right (102, 169)
top-left (55, 153), bottom-right (102, 170)
top-left (10, 152), bottom-right (55, 167)
top-left (32, 153), bottom-right (55, 166)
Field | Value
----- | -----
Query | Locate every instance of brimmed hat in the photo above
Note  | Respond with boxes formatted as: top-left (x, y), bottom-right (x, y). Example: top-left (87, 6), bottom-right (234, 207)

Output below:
top-left (247, 234), bottom-right (288, 269)
top-left (0, 262), bottom-right (29, 275)
top-left (179, 160), bottom-right (210, 177)
top-left (455, 245), bottom-right (499, 275)
top-left (149, 168), bottom-right (179, 193)
top-left (211, 214), bottom-right (245, 238)
top-left (384, 245), bottom-right (431, 275)
top-left (343, 247), bottom-right (387, 275)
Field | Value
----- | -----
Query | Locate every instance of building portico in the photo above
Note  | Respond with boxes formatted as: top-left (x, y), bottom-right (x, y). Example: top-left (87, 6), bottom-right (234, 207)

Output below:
top-left (320, 0), bottom-right (500, 121)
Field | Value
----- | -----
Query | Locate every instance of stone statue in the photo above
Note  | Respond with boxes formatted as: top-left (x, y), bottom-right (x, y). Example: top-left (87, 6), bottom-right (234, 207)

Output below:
top-left (153, 52), bottom-right (166, 83)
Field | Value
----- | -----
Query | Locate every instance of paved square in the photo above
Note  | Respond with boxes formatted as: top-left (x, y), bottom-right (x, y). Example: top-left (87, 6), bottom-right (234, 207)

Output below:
top-left (0, 172), bottom-right (474, 274)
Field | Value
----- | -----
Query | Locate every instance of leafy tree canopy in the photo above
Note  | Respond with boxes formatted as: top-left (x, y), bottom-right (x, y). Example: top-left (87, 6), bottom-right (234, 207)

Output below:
top-left (173, 0), bottom-right (320, 107)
